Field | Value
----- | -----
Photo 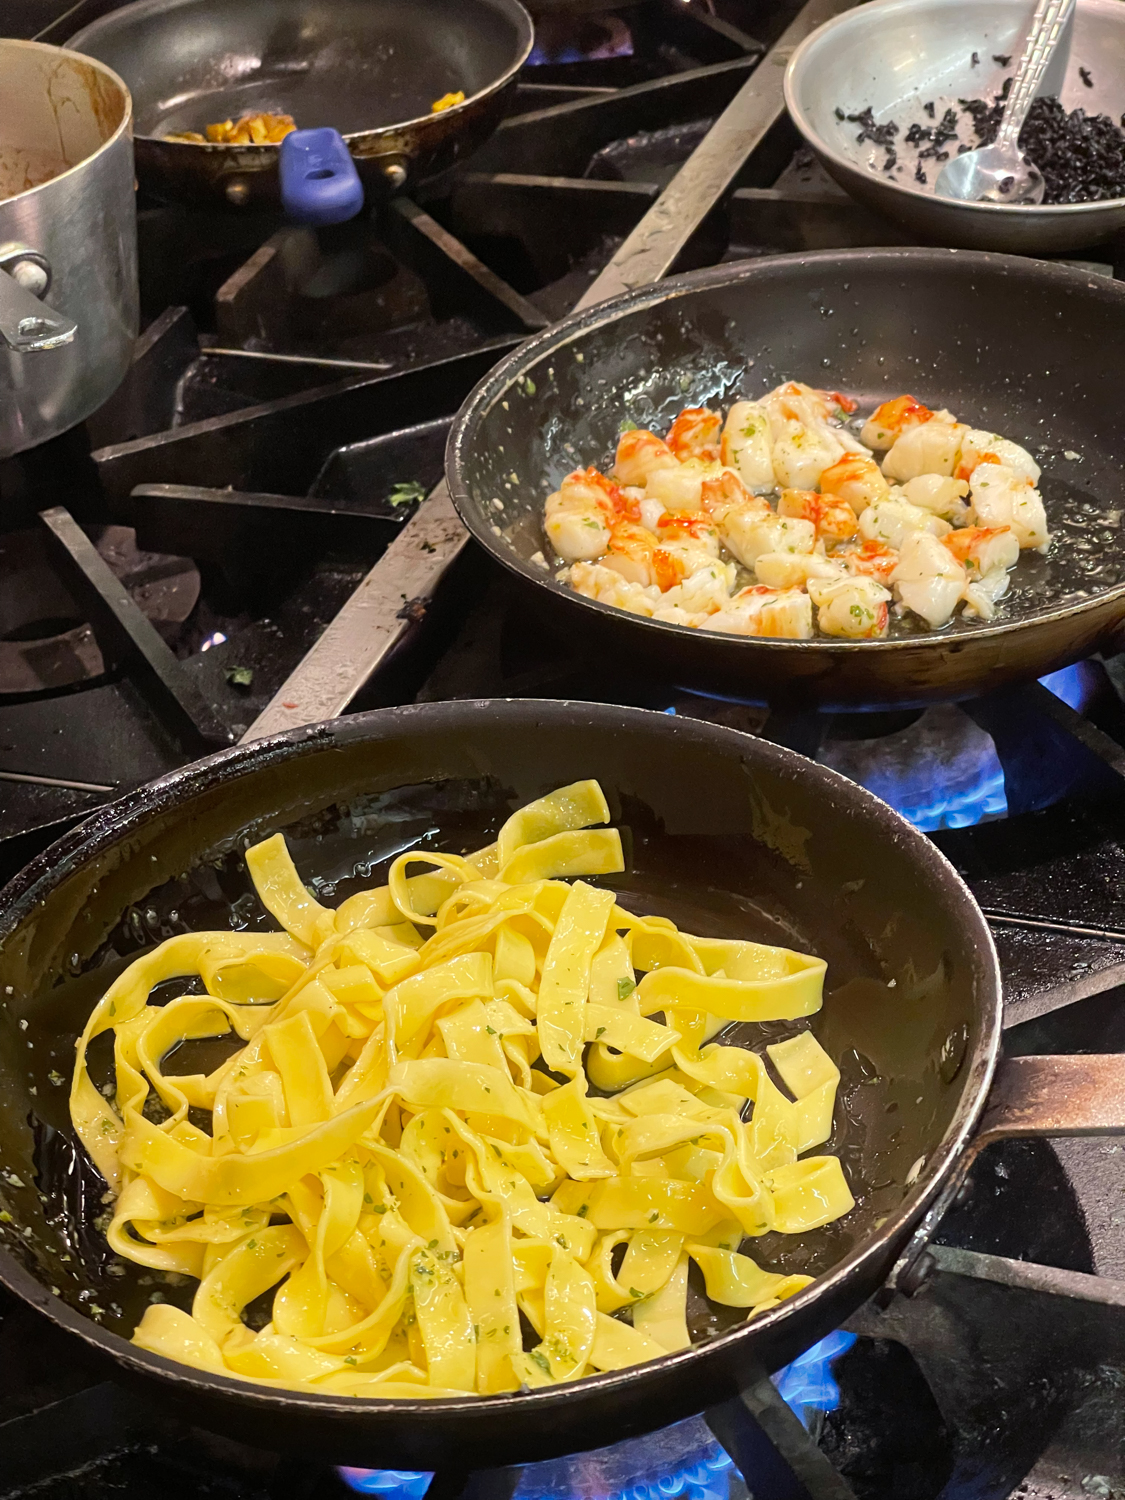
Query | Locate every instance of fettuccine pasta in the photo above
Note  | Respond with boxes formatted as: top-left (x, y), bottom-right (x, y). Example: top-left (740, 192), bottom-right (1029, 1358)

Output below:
top-left (70, 781), bottom-right (853, 1397)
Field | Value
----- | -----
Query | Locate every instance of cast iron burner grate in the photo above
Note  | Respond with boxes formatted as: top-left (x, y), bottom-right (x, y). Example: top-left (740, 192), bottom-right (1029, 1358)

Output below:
top-left (4, 0), bottom-right (1125, 1496)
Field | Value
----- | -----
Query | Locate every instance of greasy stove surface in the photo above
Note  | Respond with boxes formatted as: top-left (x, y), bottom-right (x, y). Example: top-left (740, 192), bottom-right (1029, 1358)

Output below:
top-left (4, 0), bottom-right (1125, 1496)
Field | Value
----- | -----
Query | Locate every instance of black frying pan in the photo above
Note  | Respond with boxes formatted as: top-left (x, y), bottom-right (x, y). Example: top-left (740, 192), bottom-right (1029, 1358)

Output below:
top-left (68, 0), bottom-right (533, 209)
top-left (0, 700), bottom-right (1119, 1468)
top-left (446, 249), bottom-right (1125, 710)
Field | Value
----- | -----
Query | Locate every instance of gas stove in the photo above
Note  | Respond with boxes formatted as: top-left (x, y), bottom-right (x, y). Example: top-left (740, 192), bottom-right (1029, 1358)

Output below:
top-left (4, 1), bottom-right (1125, 1497)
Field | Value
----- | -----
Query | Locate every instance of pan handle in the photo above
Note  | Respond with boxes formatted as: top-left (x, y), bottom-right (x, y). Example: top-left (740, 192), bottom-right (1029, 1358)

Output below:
top-left (279, 129), bottom-right (365, 227)
top-left (976, 1052), bottom-right (1125, 1144)
top-left (0, 265), bottom-right (76, 353)
top-left (884, 1052), bottom-right (1125, 1300)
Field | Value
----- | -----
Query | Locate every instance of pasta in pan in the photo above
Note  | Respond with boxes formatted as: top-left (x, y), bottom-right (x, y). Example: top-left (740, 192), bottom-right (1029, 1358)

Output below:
top-left (70, 782), bottom-right (853, 1397)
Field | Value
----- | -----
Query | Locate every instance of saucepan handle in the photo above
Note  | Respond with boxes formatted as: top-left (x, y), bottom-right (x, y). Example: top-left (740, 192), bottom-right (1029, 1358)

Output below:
top-left (884, 1053), bottom-right (1125, 1300)
top-left (0, 266), bottom-right (76, 354)
top-left (279, 128), bottom-right (365, 226)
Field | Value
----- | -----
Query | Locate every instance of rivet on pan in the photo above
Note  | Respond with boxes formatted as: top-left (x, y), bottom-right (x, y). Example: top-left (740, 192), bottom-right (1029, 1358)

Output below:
top-left (224, 178), bottom-right (251, 207)
top-left (382, 161), bottom-right (408, 190)
top-left (897, 1248), bottom-right (937, 1297)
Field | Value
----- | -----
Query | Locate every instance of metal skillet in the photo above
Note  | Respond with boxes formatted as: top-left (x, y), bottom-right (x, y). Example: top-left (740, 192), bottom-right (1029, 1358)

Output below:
top-left (0, 699), bottom-right (1122, 1468)
top-left (446, 247), bottom-right (1125, 710)
top-left (67, 0), bottom-right (534, 209)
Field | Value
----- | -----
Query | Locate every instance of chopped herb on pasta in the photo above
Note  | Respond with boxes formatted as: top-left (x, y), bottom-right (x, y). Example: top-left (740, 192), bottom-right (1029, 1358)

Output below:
top-left (70, 781), bottom-right (851, 1397)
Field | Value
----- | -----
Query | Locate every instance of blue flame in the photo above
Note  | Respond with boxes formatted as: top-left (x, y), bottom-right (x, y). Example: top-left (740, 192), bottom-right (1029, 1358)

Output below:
top-left (340, 1472), bottom-right (433, 1497)
top-left (773, 1329), bottom-right (857, 1423)
top-left (337, 1334), bottom-right (855, 1500)
top-left (1039, 661), bottom-right (1097, 712)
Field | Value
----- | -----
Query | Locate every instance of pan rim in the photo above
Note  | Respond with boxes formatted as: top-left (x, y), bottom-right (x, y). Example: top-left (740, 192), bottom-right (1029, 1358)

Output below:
top-left (66, 0), bottom-right (535, 149)
top-left (0, 698), bottom-right (1001, 1423)
top-left (445, 245), bottom-right (1125, 658)
top-left (783, 0), bottom-right (1125, 221)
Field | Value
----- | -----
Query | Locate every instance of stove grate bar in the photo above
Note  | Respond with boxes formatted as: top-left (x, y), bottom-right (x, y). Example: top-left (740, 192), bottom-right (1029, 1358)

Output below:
top-left (38, 506), bottom-right (231, 753)
top-left (241, 481), bottom-right (469, 740)
top-left (983, 910), bottom-right (1125, 944)
top-left (124, 482), bottom-right (404, 565)
top-left (242, 0), bottom-right (843, 742)
top-left (92, 340), bottom-right (519, 501)
top-left (387, 199), bottom-right (550, 331)
top-left (0, 769), bottom-right (117, 794)
top-left (0, 1380), bottom-right (146, 1494)
top-left (1020, 678), bottom-right (1125, 781)
top-left (478, 57), bottom-right (757, 179)
top-left (573, 0), bottom-right (858, 310)
top-left (931, 1244), bottom-right (1125, 1309)
top-left (707, 1373), bottom-right (858, 1500)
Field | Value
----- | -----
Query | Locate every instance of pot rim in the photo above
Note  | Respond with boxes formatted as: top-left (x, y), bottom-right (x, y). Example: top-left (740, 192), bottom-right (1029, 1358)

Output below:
top-left (0, 38), bottom-right (133, 210)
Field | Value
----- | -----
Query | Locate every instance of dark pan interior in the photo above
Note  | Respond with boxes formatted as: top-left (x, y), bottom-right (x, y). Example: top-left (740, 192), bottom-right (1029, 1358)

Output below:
top-left (71, 0), bottom-right (529, 138)
top-left (0, 704), bottom-right (995, 1454)
top-left (450, 250), bottom-right (1125, 643)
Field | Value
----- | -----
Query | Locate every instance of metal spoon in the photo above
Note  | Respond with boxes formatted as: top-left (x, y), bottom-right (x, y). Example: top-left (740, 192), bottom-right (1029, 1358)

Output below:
top-left (936, 0), bottom-right (1075, 206)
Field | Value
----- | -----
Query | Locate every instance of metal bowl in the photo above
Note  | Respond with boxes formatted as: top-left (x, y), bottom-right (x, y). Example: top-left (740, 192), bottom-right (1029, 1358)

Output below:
top-left (784, 0), bottom-right (1125, 253)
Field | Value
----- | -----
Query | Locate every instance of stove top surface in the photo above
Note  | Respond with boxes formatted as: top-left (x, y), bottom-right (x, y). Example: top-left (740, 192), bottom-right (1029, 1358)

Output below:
top-left (4, 2), bottom-right (1125, 1496)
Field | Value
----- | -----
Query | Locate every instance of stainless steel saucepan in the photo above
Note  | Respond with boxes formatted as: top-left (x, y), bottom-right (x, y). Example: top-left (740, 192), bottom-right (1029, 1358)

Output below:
top-left (0, 40), bottom-right (138, 459)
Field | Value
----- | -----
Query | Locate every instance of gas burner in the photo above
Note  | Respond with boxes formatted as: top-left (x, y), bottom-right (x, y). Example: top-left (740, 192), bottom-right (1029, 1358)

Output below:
top-left (528, 12), bottom-right (634, 66)
top-left (819, 703), bottom-right (1008, 831)
top-left (338, 1335), bottom-right (859, 1500)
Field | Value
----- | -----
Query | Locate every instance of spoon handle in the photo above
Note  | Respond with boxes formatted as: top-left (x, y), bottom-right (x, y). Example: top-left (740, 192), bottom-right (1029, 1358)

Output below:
top-left (996, 0), bottom-right (1076, 149)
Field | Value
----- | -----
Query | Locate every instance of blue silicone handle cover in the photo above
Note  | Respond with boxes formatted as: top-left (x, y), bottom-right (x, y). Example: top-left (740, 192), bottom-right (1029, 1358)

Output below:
top-left (279, 128), bottom-right (364, 226)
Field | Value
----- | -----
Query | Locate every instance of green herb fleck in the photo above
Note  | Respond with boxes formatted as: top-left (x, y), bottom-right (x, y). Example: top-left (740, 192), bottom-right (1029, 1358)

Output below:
top-left (630, 1287), bottom-right (644, 1299)
top-left (576, 1203), bottom-right (589, 1217)
top-left (225, 665), bottom-right (254, 689)
top-left (529, 1348), bottom-right (552, 1376)
top-left (428, 1238), bottom-right (439, 1250)
top-left (648, 1211), bottom-right (659, 1223)
top-left (617, 977), bottom-right (635, 1001)
top-left (246, 1238), bottom-right (257, 1249)
top-left (595, 1026), bottom-right (606, 1040)
top-left (618, 418), bottom-right (638, 434)
top-left (524, 378), bottom-right (537, 396)
top-left (485, 1025), bottom-right (497, 1036)
top-left (372, 1204), bottom-right (387, 1214)
top-left (389, 480), bottom-right (427, 507)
